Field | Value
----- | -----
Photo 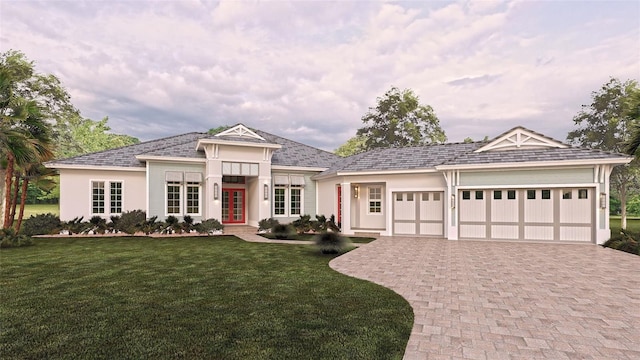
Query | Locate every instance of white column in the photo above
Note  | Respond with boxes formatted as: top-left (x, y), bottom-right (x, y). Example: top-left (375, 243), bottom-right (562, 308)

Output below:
top-left (206, 159), bottom-right (222, 222)
top-left (341, 182), bottom-right (352, 235)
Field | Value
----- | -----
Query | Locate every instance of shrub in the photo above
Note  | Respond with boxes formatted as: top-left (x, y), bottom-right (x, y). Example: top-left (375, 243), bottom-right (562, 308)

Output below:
top-left (182, 215), bottom-right (195, 233)
top-left (139, 216), bottom-right (161, 235)
top-left (1, 228), bottom-right (33, 248)
top-left (258, 218), bottom-right (279, 232)
top-left (603, 230), bottom-right (639, 255)
top-left (272, 224), bottom-right (293, 239)
top-left (89, 216), bottom-right (108, 234)
top-left (63, 217), bottom-right (89, 235)
top-left (196, 219), bottom-right (224, 234)
top-left (20, 213), bottom-right (61, 236)
top-left (314, 232), bottom-right (348, 254)
top-left (162, 215), bottom-right (181, 234)
top-left (292, 215), bottom-right (312, 234)
top-left (114, 210), bottom-right (146, 235)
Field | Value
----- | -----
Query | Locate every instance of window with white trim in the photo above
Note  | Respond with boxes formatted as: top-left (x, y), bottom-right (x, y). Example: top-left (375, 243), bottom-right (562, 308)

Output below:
top-left (368, 187), bottom-right (382, 214)
top-left (110, 182), bottom-right (122, 214)
top-left (290, 187), bottom-right (303, 216)
top-left (274, 187), bottom-right (286, 215)
top-left (186, 183), bottom-right (201, 215)
top-left (273, 174), bottom-right (306, 217)
top-left (92, 181), bottom-right (105, 214)
top-left (167, 182), bottom-right (182, 215)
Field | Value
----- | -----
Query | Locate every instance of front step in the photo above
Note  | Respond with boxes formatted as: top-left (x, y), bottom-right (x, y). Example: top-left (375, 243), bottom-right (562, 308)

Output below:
top-left (224, 225), bottom-right (258, 235)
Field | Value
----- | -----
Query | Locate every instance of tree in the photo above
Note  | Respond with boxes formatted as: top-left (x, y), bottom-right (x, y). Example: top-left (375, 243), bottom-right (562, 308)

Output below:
top-left (623, 85), bottom-right (640, 156)
top-left (334, 134), bottom-right (367, 157)
top-left (56, 115), bottom-right (139, 159)
top-left (567, 77), bottom-right (639, 229)
top-left (356, 87), bottom-right (446, 150)
top-left (1, 50), bottom-right (72, 228)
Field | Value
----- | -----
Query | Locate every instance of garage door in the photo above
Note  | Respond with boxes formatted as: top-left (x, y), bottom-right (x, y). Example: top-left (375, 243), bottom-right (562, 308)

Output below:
top-left (459, 188), bottom-right (593, 242)
top-left (393, 191), bottom-right (444, 236)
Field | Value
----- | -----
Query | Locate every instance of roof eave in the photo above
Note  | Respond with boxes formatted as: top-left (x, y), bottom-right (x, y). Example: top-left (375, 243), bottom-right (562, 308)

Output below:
top-left (135, 155), bottom-right (206, 163)
top-left (435, 157), bottom-right (633, 171)
top-left (44, 163), bottom-right (146, 172)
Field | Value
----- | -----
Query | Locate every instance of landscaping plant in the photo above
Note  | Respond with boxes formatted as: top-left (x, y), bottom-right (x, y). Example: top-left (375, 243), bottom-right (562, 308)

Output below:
top-left (314, 231), bottom-right (349, 254)
top-left (195, 219), bottom-right (224, 234)
top-left (20, 213), bottom-right (61, 236)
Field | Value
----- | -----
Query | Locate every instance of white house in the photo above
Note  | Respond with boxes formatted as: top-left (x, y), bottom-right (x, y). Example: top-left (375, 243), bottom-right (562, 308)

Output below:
top-left (46, 124), bottom-right (632, 244)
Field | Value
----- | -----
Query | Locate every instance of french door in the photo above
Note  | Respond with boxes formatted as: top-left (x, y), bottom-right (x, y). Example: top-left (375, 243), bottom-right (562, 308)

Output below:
top-left (222, 188), bottom-right (245, 224)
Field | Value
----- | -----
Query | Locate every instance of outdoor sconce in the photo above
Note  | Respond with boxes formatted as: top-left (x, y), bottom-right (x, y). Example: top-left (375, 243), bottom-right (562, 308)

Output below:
top-left (451, 194), bottom-right (456, 209)
top-left (214, 183), bottom-right (219, 200)
top-left (264, 184), bottom-right (269, 200)
top-left (600, 193), bottom-right (607, 209)
top-left (353, 186), bottom-right (359, 199)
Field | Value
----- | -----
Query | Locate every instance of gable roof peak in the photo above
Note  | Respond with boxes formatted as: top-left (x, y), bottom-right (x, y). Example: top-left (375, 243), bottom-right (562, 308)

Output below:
top-left (215, 123), bottom-right (265, 141)
top-left (474, 126), bottom-right (568, 153)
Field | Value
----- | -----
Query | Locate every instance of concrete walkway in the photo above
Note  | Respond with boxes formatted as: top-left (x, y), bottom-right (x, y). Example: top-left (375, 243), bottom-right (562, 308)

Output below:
top-left (330, 237), bottom-right (640, 359)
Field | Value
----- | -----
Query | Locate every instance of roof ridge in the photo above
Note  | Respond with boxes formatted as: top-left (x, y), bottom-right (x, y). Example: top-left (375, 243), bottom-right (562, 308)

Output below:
top-left (136, 132), bottom-right (209, 156)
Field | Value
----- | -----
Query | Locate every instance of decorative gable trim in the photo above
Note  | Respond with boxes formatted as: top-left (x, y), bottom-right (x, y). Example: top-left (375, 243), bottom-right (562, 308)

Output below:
top-left (215, 124), bottom-right (265, 141)
top-left (475, 126), bottom-right (567, 153)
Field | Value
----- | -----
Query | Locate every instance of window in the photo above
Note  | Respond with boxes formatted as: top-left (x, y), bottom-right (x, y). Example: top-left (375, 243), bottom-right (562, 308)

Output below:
top-left (507, 190), bottom-right (516, 200)
top-left (167, 182), bottom-right (181, 214)
top-left (433, 192), bottom-right (440, 201)
top-left (369, 187), bottom-right (382, 213)
top-left (274, 188), bottom-right (286, 215)
top-left (563, 190), bottom-right (572, 199)
top-left (542, 189), bottom-right (551, 200)
top-left (92, 181), bottom-right (105, 214)
top-left (290, 188), bottom-right (302, 215)
top-left (578, 189), bottom-right (588, 199)
top-left (494, 190), bottom-right (502, 200)
top-left (110, 182), bottom-right (122, 214)
top-left (462, 191), bottom-right (470, 200)
top-left (421, 193), bottom-right (428, 201)
top-left (186, 184), bottom-right (200, 215)
top-left (407, 193), bottom-right (414, 201)
top-left (397, 193), bottom-right (403, 201)
top-left (527, 190), bottom-right (536, 200)
top-left (475, 191), bottom-right (483, 200)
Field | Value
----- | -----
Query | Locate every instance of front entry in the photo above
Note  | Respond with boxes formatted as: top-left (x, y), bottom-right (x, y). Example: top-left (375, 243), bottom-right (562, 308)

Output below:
top-left (222, 188), bottom-right (245, 224)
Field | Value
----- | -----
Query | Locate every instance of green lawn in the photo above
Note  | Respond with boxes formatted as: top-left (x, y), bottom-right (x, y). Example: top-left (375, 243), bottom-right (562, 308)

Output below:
top-left (22, 203), bottom-right (59, 218)
top-left (609, 216), bottom-right (640, 234)
top-left (0, 236), bottom-right (412, 360)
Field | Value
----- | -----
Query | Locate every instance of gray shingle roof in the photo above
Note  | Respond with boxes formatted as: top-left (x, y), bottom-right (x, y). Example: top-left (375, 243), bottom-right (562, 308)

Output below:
top-left (319, 142), bottom-right (483, 175)
top-left (440, 146), bottom-right (630, 166)
top-left (47, 128), bottom-right (342, 169)
top-left (47, 132), bottom-right (207, 168)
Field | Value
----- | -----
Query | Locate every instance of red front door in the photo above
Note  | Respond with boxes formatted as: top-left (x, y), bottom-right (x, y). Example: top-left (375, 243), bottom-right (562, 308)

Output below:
top-left (222, 188), bottom-right (245, 224)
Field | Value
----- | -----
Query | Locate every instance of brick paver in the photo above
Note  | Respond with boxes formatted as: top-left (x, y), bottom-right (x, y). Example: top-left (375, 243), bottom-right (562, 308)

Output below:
top-left (330, 237), bottom-right (640, 359)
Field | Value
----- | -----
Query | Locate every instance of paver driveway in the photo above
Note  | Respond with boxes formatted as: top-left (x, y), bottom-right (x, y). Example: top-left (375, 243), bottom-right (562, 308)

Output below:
top-left (330, 237), bottom-right (640, 360)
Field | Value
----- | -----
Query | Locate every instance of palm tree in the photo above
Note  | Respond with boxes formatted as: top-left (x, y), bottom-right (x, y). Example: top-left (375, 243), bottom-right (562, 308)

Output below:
top-left (1, 69), bottom-right (53, 229)
top-left (14, 164), bottom-right (57, 232)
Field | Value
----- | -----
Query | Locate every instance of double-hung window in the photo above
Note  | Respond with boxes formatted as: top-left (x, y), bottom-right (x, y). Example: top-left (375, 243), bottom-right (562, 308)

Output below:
top-left (166, 182), bottom-right (182, 215)
top-left (110, 182), bottom-right (122, 214)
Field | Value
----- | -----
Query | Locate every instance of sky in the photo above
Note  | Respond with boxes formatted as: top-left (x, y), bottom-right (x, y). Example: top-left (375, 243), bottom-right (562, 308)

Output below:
top-left (1, 0), bottom-right (639, 151)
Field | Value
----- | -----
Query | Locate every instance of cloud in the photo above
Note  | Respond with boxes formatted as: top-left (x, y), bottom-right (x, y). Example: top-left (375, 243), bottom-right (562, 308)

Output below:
top-left (1, 0), bottom-right (638, 151)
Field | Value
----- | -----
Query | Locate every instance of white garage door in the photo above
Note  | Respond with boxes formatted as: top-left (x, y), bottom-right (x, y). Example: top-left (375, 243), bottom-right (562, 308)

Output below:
top-left (393, 192), bottom-right (444, 236)
top-left (459, 188), bottom-right (593, 242)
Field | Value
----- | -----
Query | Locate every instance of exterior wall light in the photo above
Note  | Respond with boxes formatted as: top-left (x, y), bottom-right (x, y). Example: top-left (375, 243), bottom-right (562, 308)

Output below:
top-left (600, 192), bottom-right (607, 209)
top-left (264, 184), bottom-right (269, 200)
top-left (214, 183), bottom-right (219, 200)
top-left (353, 186), bottom-right (359, 199)
top-left (451, 194), bottom-right (456, 209)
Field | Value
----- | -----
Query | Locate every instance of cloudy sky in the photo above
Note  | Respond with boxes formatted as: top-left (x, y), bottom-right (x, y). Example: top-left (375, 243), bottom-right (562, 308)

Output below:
top-left (1, 0), bottom-right (639, 151)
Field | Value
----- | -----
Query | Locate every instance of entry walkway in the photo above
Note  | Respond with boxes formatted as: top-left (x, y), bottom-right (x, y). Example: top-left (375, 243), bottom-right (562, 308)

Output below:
top-left (330, 237), bottom-right (640, 359)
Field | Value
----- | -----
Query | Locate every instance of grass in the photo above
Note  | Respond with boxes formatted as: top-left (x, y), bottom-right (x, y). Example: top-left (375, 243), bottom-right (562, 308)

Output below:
top-left (22, 203), bottom-right (60, 218)
top-left (609, 216), bottom-right (640, 234)
top-left (0, 236), bottom-right (412, 359)
top-left (260, 233), bottom-right (377, 243)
